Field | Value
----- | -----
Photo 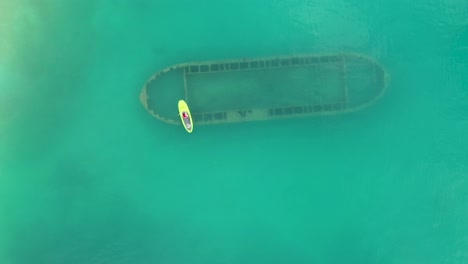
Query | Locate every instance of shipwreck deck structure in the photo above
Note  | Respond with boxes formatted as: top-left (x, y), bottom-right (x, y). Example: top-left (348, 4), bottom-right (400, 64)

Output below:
top-left (140, 53), bottom-right (388, 125)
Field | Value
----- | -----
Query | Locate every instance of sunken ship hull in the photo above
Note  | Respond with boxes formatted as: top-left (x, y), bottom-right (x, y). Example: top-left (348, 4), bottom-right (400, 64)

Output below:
top-left (140, 53), bottom-right (388, 125)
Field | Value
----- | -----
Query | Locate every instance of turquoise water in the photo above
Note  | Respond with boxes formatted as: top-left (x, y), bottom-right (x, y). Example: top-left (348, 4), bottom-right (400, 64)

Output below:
top-left (1, 0), bottom-right (467, 263)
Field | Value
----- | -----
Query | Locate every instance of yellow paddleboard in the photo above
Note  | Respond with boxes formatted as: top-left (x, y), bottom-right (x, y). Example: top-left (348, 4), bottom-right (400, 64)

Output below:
top-left (178, 100), bottom-right (193, 133)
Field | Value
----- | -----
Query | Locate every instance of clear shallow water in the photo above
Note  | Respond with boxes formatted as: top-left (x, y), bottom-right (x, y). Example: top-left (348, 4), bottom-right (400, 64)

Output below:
top-left (0, 0), bottom-right (467, 263)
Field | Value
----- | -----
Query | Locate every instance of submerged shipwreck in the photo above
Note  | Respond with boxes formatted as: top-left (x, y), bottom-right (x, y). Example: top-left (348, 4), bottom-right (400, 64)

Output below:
top-left (140, 53), bottom-right (388, 125)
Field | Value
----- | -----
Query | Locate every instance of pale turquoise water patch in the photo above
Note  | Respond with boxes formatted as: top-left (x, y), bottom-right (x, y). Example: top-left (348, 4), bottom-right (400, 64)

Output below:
top-left (1, 0), bottom-right (467, 263)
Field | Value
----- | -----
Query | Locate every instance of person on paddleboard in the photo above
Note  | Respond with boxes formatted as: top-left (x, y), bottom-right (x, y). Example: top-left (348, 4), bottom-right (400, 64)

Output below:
top-left (182, 111), bottom-right (191, 130)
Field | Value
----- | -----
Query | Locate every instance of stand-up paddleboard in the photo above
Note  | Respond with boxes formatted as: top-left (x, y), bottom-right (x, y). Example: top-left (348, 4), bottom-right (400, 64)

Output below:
top-left (178, 100), bottom-right (193, 133)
